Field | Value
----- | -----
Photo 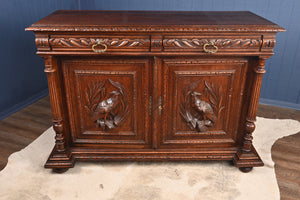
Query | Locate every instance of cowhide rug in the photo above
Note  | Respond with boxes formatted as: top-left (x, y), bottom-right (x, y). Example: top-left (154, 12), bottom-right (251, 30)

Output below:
top-left (1, 117), bottom-right (300, 200)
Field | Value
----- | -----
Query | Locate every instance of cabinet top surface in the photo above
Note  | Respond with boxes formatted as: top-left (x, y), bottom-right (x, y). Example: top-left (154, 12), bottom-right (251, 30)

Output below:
top-left (26, 10), bottom-right (284, 33)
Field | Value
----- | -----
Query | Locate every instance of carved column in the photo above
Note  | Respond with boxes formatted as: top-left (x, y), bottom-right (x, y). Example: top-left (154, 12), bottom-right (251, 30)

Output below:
top-left (44, 56), bottom-right (66, 152)
top-left (233, 58), bottom-right (266, 172)
top-left (43, 56), bottom-right (74, 172)
top-left (242, 58), bottom-right (266, 152)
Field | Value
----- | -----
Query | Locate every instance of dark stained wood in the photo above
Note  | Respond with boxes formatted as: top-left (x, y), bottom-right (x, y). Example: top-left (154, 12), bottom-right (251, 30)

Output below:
top-left (0, 97), bottom-right (299, 199)
top-left (26, 10), bottom-right (283, 30)
top-left (25, 11), bottom-right (285, 172)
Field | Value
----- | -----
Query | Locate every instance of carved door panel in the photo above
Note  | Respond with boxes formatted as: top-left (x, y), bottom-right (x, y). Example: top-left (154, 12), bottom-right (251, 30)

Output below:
top-left (159, 58), bottom-right (248, 148)
top-left (62, 58), bottom-right (151, 148)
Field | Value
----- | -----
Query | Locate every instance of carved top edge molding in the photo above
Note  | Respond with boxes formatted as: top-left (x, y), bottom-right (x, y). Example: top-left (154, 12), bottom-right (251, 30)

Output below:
top-left (26, 25), bottom-right (285, 33)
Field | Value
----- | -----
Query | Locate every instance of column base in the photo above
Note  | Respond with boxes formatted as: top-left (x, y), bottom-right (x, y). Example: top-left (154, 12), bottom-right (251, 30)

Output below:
top-left (44, 146), bottom-right (75, 173)
top-left (233, 145), bottom-right (264, 173)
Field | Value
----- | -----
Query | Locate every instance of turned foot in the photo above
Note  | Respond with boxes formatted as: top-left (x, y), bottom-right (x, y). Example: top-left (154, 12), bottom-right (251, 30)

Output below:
top-left (233, 146), bottom-right (264, 172)
top-left (239, 167), bottom-right (253, 173)
top-left (53, 168), bottom-right (69, 173)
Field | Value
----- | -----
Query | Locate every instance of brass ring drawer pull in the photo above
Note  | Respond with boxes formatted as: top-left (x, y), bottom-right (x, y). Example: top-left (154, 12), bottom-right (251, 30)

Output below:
top-left (92, 41), bottom-right (107, 53)
top-left (203, 41), bottom-right (218, 54)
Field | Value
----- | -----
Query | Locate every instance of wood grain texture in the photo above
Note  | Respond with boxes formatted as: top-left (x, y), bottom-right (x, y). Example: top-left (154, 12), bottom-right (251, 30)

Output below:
top-left (25, 10), bottom-right (284, 32)
top-left (0, 98), bottom-right (299, 199)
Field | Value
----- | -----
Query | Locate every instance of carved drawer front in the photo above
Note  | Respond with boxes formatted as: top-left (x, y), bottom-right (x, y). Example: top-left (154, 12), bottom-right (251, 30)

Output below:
top-left (49, 35), bottom-right (150, 52)
top-left (62, 58), bottom-right (151, 148)
top-left (159, 58), bottom-right (248, 148)
top-left (162, 36), bottom-right (262, 53)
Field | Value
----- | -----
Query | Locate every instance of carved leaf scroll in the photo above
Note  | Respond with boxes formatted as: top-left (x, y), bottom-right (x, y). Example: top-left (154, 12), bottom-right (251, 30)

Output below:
top-left (163, 38), bottom-right (262, 49)
top-left (49, 38), bottom-right (150, 48)
top-left (85, 79), bottom-right (129, 130)
top-left (180, 80), bottom-right (224, 132)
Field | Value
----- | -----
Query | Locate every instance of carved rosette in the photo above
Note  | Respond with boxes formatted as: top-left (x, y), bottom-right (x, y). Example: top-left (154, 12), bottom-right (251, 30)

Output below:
top-left (180, 79), bottom-right (225, 132)
top-left (85, 79), bottom-right (129, 129)
top-left (49, 38), bottom-right (150, 48)
top-left (163, 38), bottom-right (262, 49)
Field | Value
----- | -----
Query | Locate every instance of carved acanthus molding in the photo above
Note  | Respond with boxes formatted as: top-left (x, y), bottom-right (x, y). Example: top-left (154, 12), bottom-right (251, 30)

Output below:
top-left (85, 79), bottom-right (129, 129)
top-left (27, 25), bottom-right (284, 33)
top-left (163, 38), bottom-right (262, 49)
top-left (49, 38), bottom-right (150, 48)
top-left (180, 79), bottom-right (225, 132)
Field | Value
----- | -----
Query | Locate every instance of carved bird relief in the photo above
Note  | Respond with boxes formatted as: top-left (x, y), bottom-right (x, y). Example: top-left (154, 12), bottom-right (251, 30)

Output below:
top-left (180, 80), bottom-right (224, 132)
top-left (85, 79), bottom-right (129, 129)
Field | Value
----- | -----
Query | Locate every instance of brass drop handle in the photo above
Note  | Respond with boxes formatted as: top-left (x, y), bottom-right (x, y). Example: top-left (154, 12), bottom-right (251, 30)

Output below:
top-left (203, 41), bottom-right (218, 54)
top-left (92, 41), bottom-right (107, 53)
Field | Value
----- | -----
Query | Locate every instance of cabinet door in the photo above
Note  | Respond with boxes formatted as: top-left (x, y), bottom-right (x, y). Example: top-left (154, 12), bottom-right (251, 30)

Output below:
top-left (62, 58), bottom-right (151, 148)
top-left (159, 58), bottom-right (248, 148)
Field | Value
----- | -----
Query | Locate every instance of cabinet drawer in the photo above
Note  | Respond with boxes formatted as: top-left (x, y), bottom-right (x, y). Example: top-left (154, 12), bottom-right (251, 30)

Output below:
top-left (49, 35), bottom-right (150, 52)
top-left (162, 36), bottom-right (262, 53)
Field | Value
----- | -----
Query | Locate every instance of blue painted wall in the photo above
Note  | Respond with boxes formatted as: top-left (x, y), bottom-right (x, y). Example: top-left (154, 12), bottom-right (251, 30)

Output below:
top-left (0, 0), bottom-right (299, 119)
top-left (0, 0), bottom-right (79, 119)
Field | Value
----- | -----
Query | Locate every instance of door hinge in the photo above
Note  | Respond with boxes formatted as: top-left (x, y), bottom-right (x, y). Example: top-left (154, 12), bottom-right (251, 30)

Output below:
top-left (158, 96), bottom-right (162, 115)
top-left (149, 96), bottom-right (152, 115)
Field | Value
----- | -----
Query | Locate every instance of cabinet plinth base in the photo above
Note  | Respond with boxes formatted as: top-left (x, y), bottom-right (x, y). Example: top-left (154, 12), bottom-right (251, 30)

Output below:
top-left (233, 145), bottom-right (264, 170)
top-left (44, 146), bottom-right (75, 172)
top-left (44, 146), bottom-right (264, 172)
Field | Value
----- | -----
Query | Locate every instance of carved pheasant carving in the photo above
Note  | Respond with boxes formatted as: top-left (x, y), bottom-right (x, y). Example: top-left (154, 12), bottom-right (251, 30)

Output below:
top-left (85, 79), bottom-right (129, 129)
top-left (90, 91), bottom-right (122, 129)
top-left (190, 92), bottom-right (217, 131)
top-left (180, 80), bottom-right (223, 132)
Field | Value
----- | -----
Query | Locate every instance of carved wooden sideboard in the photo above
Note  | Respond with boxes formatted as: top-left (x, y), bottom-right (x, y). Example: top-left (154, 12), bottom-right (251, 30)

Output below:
top-left (26, 10), bottom-right (285, 173)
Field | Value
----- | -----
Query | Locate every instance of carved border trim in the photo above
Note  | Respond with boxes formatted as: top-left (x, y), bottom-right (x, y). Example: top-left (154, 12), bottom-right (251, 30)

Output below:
top-left (49, 38), bottom-right (150, 48)
top-left (261, 39), bottom-right (276, 48)
top-left (27, 25), bottom-right (284, 32)
top-left (163, 38), bottom-right (262, 49)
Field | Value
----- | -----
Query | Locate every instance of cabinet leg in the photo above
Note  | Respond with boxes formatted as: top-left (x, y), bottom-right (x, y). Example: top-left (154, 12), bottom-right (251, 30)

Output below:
top-left (44, 146), bottom-right (75, 170)
top-left (53, 168), bottom-right (69, 173)
top-left (239, 167), bottom-right (253, 173)
top-left (233, 145), bottom-right (263, 172)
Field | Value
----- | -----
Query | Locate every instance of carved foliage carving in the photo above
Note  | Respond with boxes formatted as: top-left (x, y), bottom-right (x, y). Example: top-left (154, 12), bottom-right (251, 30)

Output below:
top-left (49, 38), bottom-right (150, 48)
top-left (85, 79), bottom-right (129, 129)
top-left (163, 38), bottom-right (262, 49)
top-left (180, 79), bottom-right (225, 132)
top-left (27, 25), bottom-right (284, 33)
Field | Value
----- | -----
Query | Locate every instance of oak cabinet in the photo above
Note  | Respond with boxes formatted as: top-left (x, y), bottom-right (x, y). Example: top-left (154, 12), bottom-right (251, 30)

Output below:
top-left (26, 10), bottom-right (284, 173)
